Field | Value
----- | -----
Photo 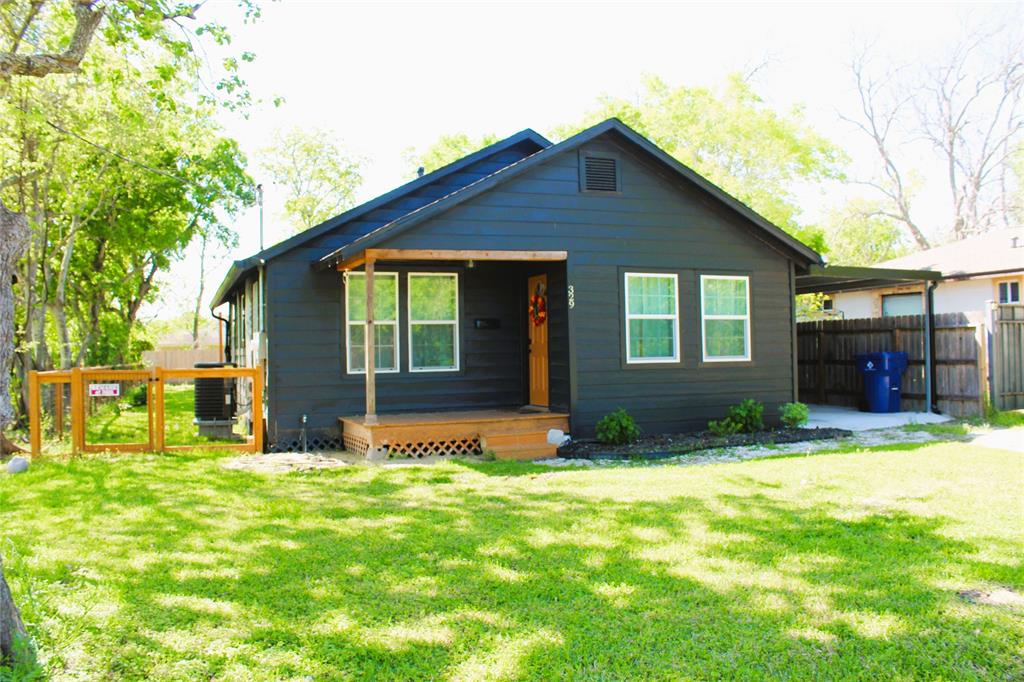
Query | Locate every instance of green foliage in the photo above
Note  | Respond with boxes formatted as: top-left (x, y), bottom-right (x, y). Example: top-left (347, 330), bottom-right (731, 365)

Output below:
top-left (779, 401), bottom-right (810, 428)
top-left (595, 408), bottom-right (641, 444)
top-left (1, 444), bottom-right (1022, 678)
top-left (404, 131), bottom-right (500, 175)
top-left (258, 127), bottom-right (364, 232)
top-left (2, 40), bottom-right (254, 369)
top-left (125, 384), bottom-right (148, 408)
top-left (707, 417), bottom-right (743, 437)
top-left (708, 399), bottom-right (765, 435)
top-left (822, 198), bottom-right (911, 265)
top-left (555, 74), bottom-right (847, 251)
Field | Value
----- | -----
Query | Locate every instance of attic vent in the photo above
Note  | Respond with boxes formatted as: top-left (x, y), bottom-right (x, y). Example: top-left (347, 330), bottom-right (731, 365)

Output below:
top-left (582, 154), bottom-right (619, 192)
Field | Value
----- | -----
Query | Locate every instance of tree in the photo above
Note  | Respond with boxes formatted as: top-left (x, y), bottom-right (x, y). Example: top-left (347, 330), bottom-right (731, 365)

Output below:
top-left (404, 132), bottom-right (499, 175)
top-left (823, 199), bottom-right (910, 266)
top-left (556, 74), bottom-right (846, 251)
top-left (0, 0), bottom-right (258, 436)
top-left (844, 21), bottom-right (1023, 245)
top-left (257, 127), bottom-right (363, 233)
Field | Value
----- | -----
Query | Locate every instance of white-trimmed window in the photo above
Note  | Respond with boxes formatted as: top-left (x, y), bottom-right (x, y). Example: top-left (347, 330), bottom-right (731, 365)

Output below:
top-left (346, 272), bottom-right (399, 374)
top-left (408, 273), bottom-right (459, 371)
top-left (997, 280), bottom-right (1021, 304)
top-left (701, 275), bottom-right (751, 362)
top-left (624, 272), bottom-right (680, 363)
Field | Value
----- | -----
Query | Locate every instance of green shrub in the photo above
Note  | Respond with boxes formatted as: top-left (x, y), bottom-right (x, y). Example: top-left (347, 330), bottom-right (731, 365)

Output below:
top-left (707, 399), bottom-right (764, 435)
top-left (126, 384), bottom-right (148, 407)
top-left (595, 408), bottom-right (641, 445)
top-left (707, 417), bottom-right (743, 437)
top-left (779, 401), bottom-right (809, 428)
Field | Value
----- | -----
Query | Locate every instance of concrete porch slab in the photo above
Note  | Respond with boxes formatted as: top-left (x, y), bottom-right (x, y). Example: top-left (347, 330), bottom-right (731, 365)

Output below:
top-left (806, 404), bottom-right (952, 432)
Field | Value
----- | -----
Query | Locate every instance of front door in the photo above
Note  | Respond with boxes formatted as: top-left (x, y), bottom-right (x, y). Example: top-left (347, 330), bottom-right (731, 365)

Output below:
top-left (527, 274), bottom-right (549, 407)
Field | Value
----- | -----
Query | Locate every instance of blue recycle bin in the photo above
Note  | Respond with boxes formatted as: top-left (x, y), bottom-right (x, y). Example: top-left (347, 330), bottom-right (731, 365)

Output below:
top-left (855, 352), bottom-right (909, 413)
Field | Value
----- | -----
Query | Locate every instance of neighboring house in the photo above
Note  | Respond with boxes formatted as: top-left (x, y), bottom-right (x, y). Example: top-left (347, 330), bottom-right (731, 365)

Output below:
top-left (826, 228), bottom-right (1024, 319)
top-left (211, 118), bottom-right (822, 457)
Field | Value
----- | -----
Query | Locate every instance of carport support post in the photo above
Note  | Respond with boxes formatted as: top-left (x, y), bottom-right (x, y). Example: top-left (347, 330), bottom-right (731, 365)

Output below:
top-left (364, 257), bottom-right (377, 425)
top-left (923, 282), bottom-right (936, 413)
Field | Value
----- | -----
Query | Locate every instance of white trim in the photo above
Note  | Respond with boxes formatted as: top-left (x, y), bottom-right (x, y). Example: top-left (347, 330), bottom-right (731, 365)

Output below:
top-left (345, 271), bottom-right (400, 375)
top-left (624, 272), bottom-right (680, 364)
top-left (700, 274), bottom-right (751, 362)
top-left (408, 272), bottom-right (460, 372)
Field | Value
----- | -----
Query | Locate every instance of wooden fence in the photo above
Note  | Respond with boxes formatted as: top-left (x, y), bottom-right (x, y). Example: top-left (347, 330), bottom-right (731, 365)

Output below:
top-left (27, 365), bottom-right (263, 456)
top-left (991, 304), bottom-right (1024, 410)
top-left (797, 312), bottom-right (986, 417)
top-left (141, 345), bottom-right (221, 369)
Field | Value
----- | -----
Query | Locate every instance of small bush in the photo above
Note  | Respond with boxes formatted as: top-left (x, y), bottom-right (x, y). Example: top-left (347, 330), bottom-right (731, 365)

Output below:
top-left (707, 399), bottom-right (764, 435)
top-left (595, 408), bottom-right (641, 445)
top-left (707, 418), bottom-right (743, 437)
top-left (126, 384), bottom-right (148, 407)
top-left (779, 401), bottom-right (809, 428)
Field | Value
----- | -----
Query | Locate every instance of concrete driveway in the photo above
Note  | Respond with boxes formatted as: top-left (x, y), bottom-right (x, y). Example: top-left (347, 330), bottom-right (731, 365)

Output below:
top-left (806, 404), bottom-right (952, 432)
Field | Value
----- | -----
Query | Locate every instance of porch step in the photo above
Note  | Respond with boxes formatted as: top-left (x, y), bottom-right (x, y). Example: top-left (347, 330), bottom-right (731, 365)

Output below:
top-left (480, 431), bottom-right (557, 461)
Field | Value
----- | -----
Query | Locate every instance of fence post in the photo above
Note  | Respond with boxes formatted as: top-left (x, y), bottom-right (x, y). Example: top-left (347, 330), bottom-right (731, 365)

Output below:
top-left (54, 382), bottom-right (63, 438)
top-left (70, 367), bottom-right (83, 454)
top-left (974, 312), bottom-right (990, 415)
top-left (28, 371), bottom-right (40, 457)
top-left (987, 301), bottom-right (1001, 411)
top-left (252, 363), bottom-right (264, 453)
top-left (152, 367), bottom-right (165, 452)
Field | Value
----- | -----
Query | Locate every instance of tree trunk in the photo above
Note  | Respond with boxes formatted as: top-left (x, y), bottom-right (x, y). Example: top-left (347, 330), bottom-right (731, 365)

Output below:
top-left (191, 234), bottom-right (208, 348)
top-left (0, 555), bottom-right (28, 667)
top-left (0, 200), bottom-right (31, 437)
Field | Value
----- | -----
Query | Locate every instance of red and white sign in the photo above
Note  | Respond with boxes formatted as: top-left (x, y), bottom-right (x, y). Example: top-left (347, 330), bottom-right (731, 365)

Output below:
top-left (88, 383), bottom-right (120, 398)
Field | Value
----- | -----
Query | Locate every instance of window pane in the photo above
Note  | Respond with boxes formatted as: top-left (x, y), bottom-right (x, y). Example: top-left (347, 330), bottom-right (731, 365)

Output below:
top-left (703, 278), bottom-right (747, 316)
top-left (705, 319), bottom-right (746, 358)
top-left (999, 282), bottom-right (1020, 303)
top-left (410, 275), bottom-right (456, 321)
top-left (348, 323), bottom-right (397, 371)
top-left (881, 293), bottom-right (921, 317)
top-left (411, 324), bottom-right (456, 369)
top-left (627, 275), bottom-right (675, 315)
top-left (347, 274), bottom-right (396, 322)
top-left (629, 318), bottom-right (675, 359)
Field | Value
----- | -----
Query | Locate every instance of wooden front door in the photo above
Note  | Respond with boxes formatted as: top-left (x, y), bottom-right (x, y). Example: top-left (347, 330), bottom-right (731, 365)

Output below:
top-left (527, 274), bottom-right (549, 407)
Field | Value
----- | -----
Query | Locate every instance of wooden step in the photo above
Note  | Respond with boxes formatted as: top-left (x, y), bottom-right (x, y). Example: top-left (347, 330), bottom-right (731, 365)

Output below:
top-left (481, 431), bottom-right (557, 461)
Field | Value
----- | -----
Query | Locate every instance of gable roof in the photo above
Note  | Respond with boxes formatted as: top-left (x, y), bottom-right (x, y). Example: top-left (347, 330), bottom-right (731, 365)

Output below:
top-left (210, 128), bottom-right (551, 307)
top-left (316, 118), bottom-right (823, 270)
top-left (873, 227), bottom-right (1024, 278)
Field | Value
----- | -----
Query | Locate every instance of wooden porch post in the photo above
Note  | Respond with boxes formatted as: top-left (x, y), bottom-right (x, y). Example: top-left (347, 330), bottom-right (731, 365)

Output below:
top-left (364, 257), bottom-right (377, 425)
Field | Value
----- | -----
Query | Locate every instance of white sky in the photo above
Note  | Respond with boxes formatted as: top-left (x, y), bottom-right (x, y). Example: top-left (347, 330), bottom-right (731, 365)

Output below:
top-left (144, 0), bottom-right (1020, 321)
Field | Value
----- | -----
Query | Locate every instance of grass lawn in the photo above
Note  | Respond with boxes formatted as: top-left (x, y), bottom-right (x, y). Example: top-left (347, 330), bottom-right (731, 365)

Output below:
top-left (1, 442), bottom-right (1022, 680)
top-left (77, 384), bottom-right (246, 449)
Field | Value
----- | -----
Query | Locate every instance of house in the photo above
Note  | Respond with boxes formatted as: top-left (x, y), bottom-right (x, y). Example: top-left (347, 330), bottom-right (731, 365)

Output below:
top-left (211, 119), bottom-right (822, 458)
top-left (825, 228), bottom-right (1024, 319)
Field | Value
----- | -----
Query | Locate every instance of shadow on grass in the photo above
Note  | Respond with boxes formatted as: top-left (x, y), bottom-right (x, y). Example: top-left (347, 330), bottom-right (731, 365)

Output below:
top-left (3, 454), bottom-right (1023, 680)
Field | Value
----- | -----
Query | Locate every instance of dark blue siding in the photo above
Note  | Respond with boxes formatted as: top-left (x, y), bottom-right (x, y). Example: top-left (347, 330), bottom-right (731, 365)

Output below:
top-left (265, 133), bottom-right (797, 445)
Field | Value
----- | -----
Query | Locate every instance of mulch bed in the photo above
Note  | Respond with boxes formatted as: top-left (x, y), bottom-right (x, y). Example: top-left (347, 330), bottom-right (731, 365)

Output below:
top-left (557, 427), bottom-right (853, 460)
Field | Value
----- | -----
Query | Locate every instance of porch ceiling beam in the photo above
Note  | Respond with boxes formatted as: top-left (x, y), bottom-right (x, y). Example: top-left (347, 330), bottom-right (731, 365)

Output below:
top-left (336, 249), bottom-right (567, 270)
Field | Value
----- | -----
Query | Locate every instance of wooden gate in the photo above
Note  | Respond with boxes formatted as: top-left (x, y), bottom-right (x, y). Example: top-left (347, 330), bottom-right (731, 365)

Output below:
top-left (991, 303), bottom-right (1024, 410)
top-left (28, 365), bottom-right (263, 456)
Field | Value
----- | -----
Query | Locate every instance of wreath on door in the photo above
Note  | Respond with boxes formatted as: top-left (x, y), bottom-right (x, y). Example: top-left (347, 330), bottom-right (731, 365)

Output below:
top-left (529, 285), bottom-right (547, 326)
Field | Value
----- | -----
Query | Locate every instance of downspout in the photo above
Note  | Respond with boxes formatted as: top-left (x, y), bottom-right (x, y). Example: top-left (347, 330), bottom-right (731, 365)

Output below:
top-left (212, 310), bottom-right (229, 364)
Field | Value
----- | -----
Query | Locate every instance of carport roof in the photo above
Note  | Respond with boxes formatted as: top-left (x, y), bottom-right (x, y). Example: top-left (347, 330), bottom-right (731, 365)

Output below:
top-left (795, 264), bottom-right (941, 295)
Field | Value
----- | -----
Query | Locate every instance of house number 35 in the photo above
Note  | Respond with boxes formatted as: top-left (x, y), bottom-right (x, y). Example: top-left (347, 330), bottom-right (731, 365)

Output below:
top-left (567, 284), bottom-right (575, 309)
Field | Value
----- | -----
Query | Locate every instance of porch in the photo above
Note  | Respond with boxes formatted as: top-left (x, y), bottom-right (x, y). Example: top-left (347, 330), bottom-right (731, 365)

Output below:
top-left (340, 408), bottom-right (570, 460)
top-left (335, 248), bottom-right (571, 460)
